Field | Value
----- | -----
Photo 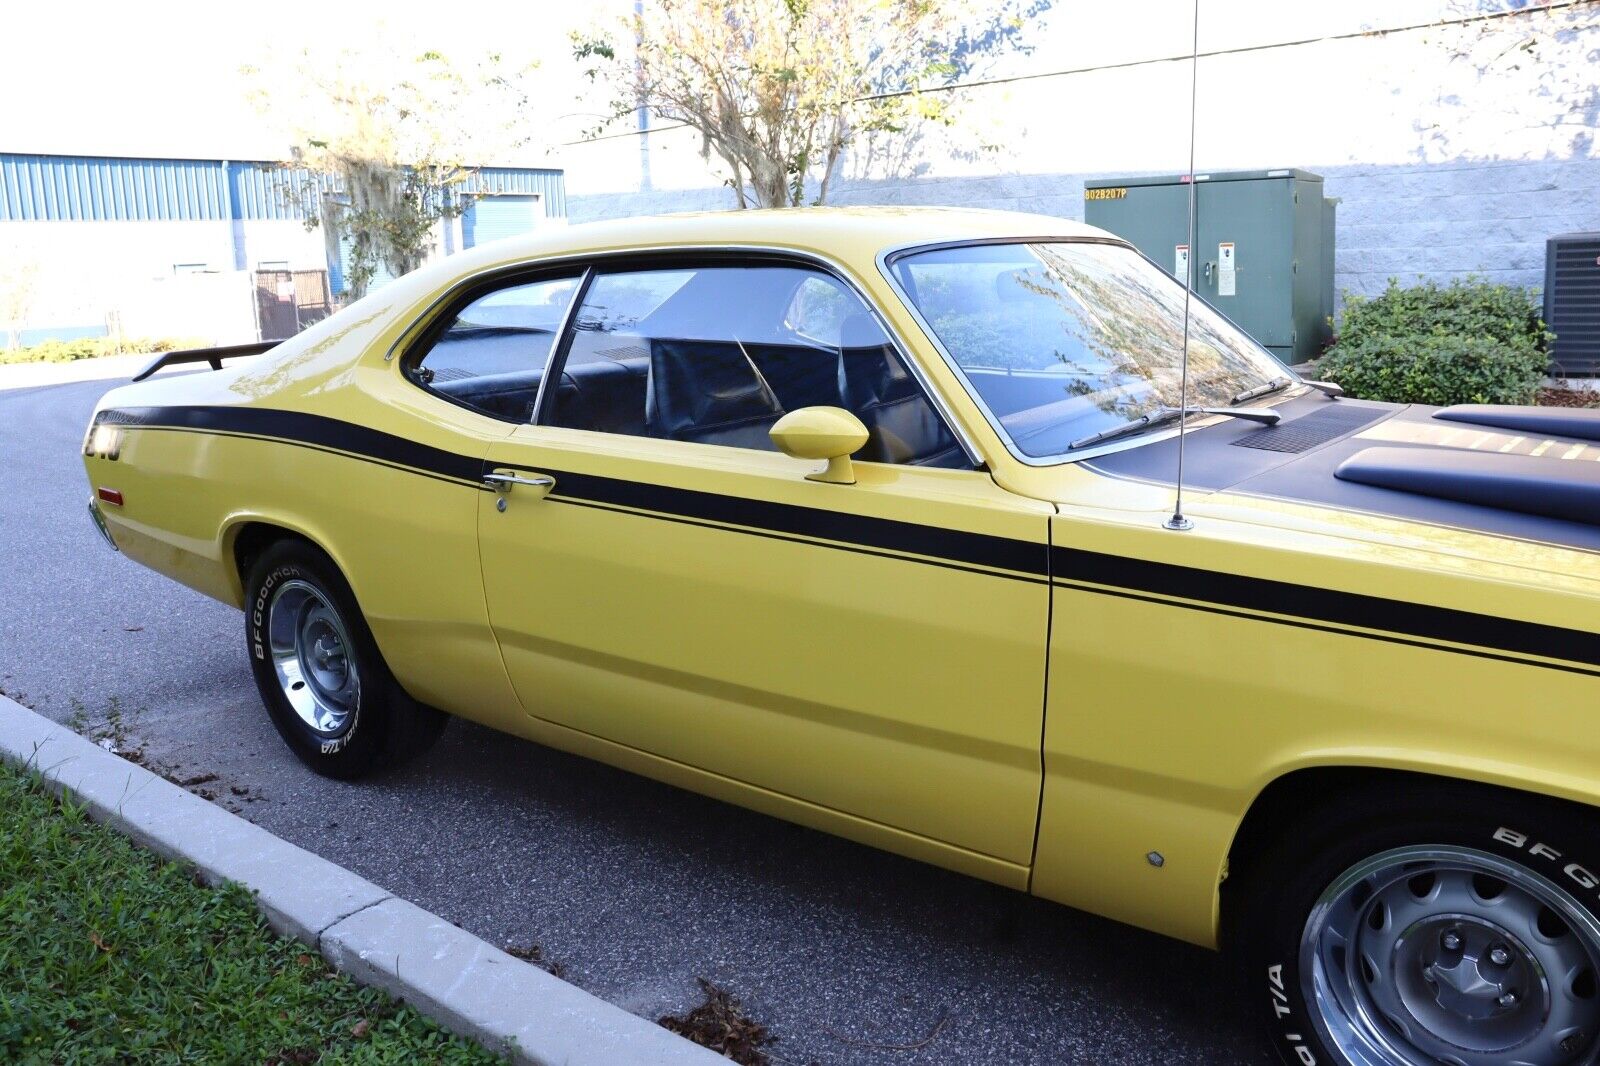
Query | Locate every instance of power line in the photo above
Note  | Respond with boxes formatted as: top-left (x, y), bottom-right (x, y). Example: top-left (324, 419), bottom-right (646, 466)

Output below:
top-left (858, 0), bottom-right (1598, 105)
top-left (563, 0), bottom-right (1598, 146)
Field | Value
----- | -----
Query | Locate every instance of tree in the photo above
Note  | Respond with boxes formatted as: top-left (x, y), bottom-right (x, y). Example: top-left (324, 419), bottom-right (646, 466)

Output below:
top-left (246, 44), bottom-right (537, 299)
top-left (0, 251), bottom-right (39, 349)
top-left (1421, 0), bottom-right (1600, 161)
top-left (574, 0), bottom-right (1032, 209)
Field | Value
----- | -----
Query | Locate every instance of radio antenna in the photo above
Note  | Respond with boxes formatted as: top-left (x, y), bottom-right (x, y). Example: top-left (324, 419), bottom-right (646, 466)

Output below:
top-left (1164, 0), bottom-right (1202, 533)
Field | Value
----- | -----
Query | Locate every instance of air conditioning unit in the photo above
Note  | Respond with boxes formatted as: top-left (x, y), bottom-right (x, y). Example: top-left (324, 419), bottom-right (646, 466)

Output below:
top-left (1545, 232), bottom-right (1600, 377)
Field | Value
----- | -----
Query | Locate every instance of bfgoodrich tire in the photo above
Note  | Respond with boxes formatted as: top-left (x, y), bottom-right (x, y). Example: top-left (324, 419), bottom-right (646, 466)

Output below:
top-left (1233, 779), bottom-right (1600, 1066)
top-left (244, 539), bottom-right (444, 779)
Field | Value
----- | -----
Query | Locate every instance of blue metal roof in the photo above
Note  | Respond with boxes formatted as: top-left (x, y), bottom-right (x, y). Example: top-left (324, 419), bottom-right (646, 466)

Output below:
top-left (0, 153), bottom-right (566, 222)
top-left (458, 167), bottom-right (567, 217)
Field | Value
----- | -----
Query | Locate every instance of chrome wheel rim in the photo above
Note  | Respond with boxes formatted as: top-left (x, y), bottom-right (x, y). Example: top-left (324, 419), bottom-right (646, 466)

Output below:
top-left (267, 579), bottom-right (359, 736)
top-left (1302, 845), bottom-right (1600, 1066)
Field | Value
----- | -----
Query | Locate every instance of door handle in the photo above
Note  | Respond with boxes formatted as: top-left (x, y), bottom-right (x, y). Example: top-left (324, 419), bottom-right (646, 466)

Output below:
top-left (483, 471), bottom-right (555, 495)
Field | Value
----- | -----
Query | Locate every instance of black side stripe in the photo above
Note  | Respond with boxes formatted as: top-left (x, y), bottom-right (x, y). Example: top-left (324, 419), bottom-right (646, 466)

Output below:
top-left (101, 405), bottom-right (1600, 673)
top-left (540, 466), bottom-right (1047, 577)
top-left (1053, 546), bottom-right (1600, 670)
top-left (96, 406), bottom-right (482, 485)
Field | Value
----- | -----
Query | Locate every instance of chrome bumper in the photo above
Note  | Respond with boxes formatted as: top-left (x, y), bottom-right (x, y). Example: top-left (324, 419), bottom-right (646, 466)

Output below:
top-left (87, 497), bottom-right (119, 552)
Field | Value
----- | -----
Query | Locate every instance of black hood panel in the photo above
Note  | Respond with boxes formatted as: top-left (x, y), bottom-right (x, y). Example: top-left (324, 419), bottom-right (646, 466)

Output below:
top-left (1083, 394), bottom-right (1600, 554)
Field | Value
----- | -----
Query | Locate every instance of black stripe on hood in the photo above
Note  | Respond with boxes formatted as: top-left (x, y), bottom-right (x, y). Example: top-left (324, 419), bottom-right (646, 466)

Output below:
top-left (1084, 395), bottom-right (1600, 554)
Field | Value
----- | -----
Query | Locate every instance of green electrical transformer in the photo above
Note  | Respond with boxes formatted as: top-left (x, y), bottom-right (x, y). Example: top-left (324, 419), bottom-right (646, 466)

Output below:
top-left (1083, 169), bottom-right (1336, 365)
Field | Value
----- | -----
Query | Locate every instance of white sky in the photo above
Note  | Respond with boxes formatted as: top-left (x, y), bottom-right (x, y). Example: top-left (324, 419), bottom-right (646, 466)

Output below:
top-left (1, 0), bottom-right (1503, 165)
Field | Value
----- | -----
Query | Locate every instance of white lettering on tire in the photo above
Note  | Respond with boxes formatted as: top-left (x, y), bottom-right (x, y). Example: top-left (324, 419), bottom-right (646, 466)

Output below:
top-left (250, 566), bottom-right (298, 660)
top-left (1494, 826), bottom-right (1600, 905)
top-left (1268, 964), bottom-right (1318, 1064)
top-left (251, 564), bottom-right (357, 757)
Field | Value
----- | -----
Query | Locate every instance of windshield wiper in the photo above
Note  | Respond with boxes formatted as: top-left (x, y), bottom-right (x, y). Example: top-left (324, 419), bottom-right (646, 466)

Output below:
top-left (1068, 405), bottom-right (1283, 451)
top-left (1230, 376), bottom-right (1293, 405)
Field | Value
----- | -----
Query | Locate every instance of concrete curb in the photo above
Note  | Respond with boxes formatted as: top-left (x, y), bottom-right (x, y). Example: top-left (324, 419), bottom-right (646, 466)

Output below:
top-left (0, 695), bottom-right (722, 1066)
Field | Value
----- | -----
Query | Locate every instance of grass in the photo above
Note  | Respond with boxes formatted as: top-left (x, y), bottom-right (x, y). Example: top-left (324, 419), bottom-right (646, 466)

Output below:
top-left (0, 760), bottom-right (506, 1065)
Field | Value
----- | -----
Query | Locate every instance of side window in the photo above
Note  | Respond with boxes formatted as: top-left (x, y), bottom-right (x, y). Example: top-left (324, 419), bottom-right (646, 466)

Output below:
top-left (784, 275), bottom-right (853, 346)
top-left (546, 262), bottom-right (966, 467)
top-left (411, 273), bottom-right (581, 422)
top-left (549, 264), bottom-right (842, 449)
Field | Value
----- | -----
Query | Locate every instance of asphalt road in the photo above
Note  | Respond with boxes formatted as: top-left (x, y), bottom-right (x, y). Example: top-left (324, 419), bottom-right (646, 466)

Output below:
top-left (0, 370), bottom-right (1274, 1066)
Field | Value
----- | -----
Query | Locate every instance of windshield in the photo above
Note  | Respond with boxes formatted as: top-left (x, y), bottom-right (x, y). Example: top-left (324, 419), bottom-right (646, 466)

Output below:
top-left (891, 241), bottom-right (1290, 458)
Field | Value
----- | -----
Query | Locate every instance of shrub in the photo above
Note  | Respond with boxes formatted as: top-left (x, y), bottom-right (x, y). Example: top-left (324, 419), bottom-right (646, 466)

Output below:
top-left (1317, 333), bottom-right (1547, 406)
top-left (1321, 277), bottom-right (1552, 406)
top-left (1339, 276), bottom-right (1553, 352)
top-left (0, 336), bottom-right (204, 366)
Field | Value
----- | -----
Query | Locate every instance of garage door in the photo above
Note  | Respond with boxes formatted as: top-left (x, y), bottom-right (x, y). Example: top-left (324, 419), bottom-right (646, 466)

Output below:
top-left (330, 232), bottom-right (397, 297)
top-left (463, 195), bottom-right (541, 248)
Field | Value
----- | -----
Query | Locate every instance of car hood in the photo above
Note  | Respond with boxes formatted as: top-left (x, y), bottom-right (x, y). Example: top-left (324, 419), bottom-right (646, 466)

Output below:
top-left (1010, 392), bottom-right (1600, 580)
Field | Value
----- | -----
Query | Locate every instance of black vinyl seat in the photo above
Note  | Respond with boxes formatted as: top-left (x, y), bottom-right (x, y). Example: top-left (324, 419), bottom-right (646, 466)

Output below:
top-left (837, 315), bottom-right (966, 468)
top-left (646, 338), bottom-right (785, 450)
top-left (549, 356), bottom-right (650, 436)
top-left (740, 340), bottom-right (842, 412)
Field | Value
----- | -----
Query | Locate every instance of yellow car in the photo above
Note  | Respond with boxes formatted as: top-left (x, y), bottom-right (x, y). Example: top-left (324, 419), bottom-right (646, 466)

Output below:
top-left (82, 208), bottom-right (1600, 1066)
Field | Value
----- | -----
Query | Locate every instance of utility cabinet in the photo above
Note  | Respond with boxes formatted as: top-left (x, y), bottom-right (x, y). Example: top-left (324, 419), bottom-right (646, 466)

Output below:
top-left (1084, 169), bottom-right (1336, 365)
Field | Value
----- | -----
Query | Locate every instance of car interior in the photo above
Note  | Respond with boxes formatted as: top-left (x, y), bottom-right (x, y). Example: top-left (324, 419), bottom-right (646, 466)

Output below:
top-left (421, 264), bottom-right (968, 469)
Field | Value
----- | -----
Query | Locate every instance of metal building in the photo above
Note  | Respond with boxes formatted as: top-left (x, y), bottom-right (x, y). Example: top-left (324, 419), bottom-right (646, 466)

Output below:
top-left (0, 153), bottom-right (566, 345)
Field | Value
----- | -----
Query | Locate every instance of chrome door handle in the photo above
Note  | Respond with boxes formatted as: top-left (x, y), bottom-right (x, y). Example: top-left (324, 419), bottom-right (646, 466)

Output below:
top-left (483, 472), bottom-right (555, 491)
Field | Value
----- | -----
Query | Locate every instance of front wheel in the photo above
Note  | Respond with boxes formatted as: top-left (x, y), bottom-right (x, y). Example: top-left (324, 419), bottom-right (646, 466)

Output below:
top-left (244, 539), bottom-right (445, 779)
top-left (1235, 781), bottom-right (1600, 1066)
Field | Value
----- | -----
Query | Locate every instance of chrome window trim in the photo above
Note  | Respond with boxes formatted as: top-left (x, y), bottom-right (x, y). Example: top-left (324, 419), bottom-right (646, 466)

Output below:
top-left (391, 266), bottom-right (590, 426)
top-left (876, 236), bottom-right (1301, 467)
top-left (389, 244), bottom-right (983, 469)
top-left (529, 265), bottom-right (593, 426)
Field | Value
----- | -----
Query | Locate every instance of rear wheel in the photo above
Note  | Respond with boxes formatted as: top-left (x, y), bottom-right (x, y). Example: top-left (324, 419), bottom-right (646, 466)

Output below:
top-left (1235, 781), bottom-right (1600, 1066)
top-left (244, 539), bottom-right (444, 779)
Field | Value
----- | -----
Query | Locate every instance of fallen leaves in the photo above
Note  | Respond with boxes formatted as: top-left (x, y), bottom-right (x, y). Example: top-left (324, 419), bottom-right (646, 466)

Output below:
top-left (1539, 386), bottom-right (1600, 409)
top-left (658, 978), bottom-right (771, 1066)
top-left (504, 942), bottom-right (567, 980)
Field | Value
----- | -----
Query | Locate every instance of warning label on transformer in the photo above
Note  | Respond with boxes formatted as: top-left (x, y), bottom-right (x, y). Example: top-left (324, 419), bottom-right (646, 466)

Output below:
top-left (1217, 242), bottom-right (1236, 296)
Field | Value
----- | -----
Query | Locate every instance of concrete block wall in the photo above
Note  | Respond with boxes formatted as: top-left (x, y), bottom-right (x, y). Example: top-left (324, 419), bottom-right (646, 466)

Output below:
top-left (1320, 158), bottom-right (1600, 300)
top-left (567, 154), bottom-right (1600, 312)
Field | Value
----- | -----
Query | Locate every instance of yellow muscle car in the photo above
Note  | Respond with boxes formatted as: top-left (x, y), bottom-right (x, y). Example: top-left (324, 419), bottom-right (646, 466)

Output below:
top-left (82, 209), bottom-right (1600, 1066)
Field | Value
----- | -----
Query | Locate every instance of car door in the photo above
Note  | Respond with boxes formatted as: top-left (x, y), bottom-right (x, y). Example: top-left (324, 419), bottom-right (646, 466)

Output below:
top-left (477, 255), bottom-right (1052, 866)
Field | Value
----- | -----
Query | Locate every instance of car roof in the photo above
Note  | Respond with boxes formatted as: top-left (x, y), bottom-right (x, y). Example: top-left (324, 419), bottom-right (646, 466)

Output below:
top-left (445, 206), bottom-right (1117, 274)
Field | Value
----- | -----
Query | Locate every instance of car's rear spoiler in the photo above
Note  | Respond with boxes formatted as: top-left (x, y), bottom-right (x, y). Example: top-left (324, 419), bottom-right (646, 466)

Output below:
top-left (131, 341), bottom-right (278, 382)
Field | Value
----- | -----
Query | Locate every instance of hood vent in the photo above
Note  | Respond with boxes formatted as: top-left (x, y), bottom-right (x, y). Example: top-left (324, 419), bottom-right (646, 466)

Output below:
top-left (1231, 404), bottom-right (1385, 453)
top-left (1435, 403), bottom-right (1600, 442)
top-left (1337, 445), bottom-right (1600, 526)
